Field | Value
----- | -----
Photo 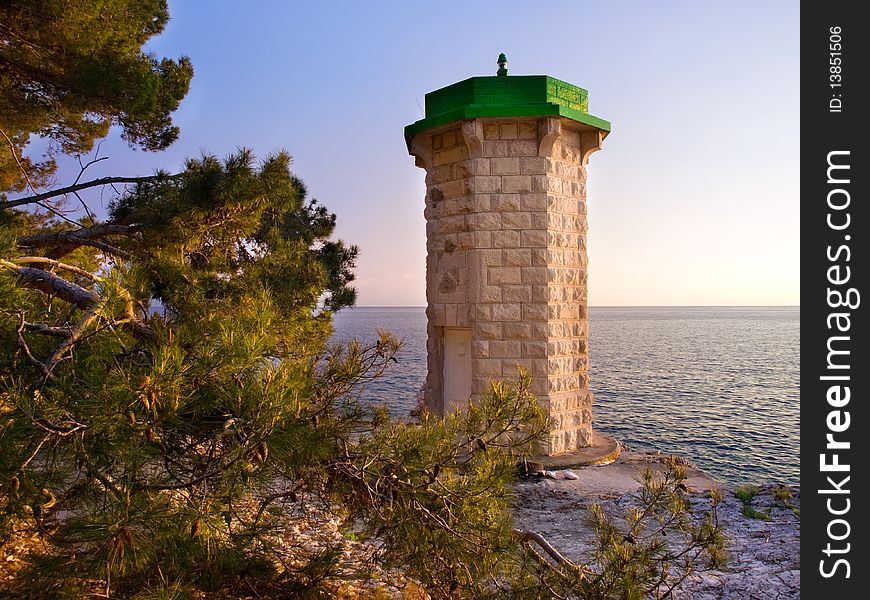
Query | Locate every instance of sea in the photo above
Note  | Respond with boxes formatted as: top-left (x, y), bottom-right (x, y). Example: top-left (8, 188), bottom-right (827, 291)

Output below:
top-left (331, 306), bottom-right (800, 486)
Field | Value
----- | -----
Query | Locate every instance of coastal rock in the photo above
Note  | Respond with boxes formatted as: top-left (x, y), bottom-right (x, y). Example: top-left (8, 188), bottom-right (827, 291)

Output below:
top-left (512, 451), bottom-right (800, 599)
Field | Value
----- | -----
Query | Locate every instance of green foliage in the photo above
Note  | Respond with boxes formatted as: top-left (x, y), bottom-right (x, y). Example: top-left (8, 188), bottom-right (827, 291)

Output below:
top-left (772, 484), bottom-right (799, 519)
top-left (129, 582), bottom-right (192, 600)
top-left (337, 374), bottom-right (548, 596)
top-left (0, 0), bottom-right (193, 194)
top-left (734, 484), bottom-right (798, 520)
top-left (461, 457), bottom-right (729, 600)
top-left (733, 485), bottom-right (771, 521)
top-left (0, 149), bottom-right (369, 596)
top-left (740, 505), bottom-right (770, 521)
top-left (732, 484), bottom-right (759, 505)
top-left (772, 484), bottom-right (792, 503)
top-left (569, 459), bottom-right (726, 599)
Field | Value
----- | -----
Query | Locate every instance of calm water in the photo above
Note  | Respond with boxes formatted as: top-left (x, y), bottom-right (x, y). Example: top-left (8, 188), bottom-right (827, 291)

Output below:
top-left (331, 307), bottom-right (799, 486)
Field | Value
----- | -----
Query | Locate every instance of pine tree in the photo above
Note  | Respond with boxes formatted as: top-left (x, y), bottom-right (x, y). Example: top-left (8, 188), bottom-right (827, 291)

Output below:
top-left (0, 0), bottom-right (193, 194)
top-left (0, 150), bottom-right (364, 595)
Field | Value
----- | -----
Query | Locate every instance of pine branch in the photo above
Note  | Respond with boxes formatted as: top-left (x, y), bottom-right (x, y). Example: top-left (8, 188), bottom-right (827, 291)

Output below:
top-left (17, 223), bottom-right (138, 247)
top-left (2, 261), bottom-right (154, 340)
top-left (133, 455), bottom-right (243, 491)
top-left (3, 261), bottom-right (98, 310)
top-left (81, 456), bottom-right (126, 497)
top-left (23, 322), bottom-right (73, 337)
top-left (12, 256), bottom-right (103, 281)
top-left (33, 417), bottom-right (88, 436)
top-left (17, 224), bottom-right (138, 260)
top-left (514, 529), bottom-right (576, 568)
top-left (1, 174), bottom-right (182, 210)
top-left (19, 433), bottom-right (52, 472)
top-left (16, 315), bottom-right (50, 377)
top-left (43, 298), bottom-right (105, 376)
top-left (115, 286), bottom-right (154, 339)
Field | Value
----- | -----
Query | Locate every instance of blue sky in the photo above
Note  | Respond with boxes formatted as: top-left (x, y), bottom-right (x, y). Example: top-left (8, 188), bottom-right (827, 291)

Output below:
top-left (50, 1), bottom-right (800, 306)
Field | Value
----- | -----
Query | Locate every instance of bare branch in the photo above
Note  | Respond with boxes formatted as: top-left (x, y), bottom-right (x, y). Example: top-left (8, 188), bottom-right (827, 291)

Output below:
top-left (74, 155), bottom-right (109, 186)
top-left (70, 149), bottom-right (109, 220)
top-left (19, 433), bottom-right (52, 472)
top-left (72, 190), bottom-right (95, 222)
top-left (33, 417), bottom-right (88, 436)
top-left (2, 261), bottom-right (98, 310)
top-left (17, 223), bottom-right (138, 260)
top-left (514, 529), bottom-right (578, 569)
top-left (253, 488), bottom-right (300, 525)
top-left (17, 223), bottom-right (138, 247)
top-left (1, 173), bottom-right (181, 210)
top-left (12, 256), bottom-right (103, 281)
top-left (23, 322), bottom-right (73, 338)
top-left (43, 298), bottom-right (105, 375)
top-left (49, 234), bottom-right (131, 260)
top-left (16, 315), bottom-right (50, 377)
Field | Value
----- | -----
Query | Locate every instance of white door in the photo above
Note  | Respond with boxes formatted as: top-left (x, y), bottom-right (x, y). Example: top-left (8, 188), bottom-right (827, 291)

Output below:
top-left (443, 328), bottom-right (472, 412)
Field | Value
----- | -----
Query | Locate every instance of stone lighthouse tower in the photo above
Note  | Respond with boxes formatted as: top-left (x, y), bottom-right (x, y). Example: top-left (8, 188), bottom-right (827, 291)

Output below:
top-left (405, 55), bottom-right (610, 455)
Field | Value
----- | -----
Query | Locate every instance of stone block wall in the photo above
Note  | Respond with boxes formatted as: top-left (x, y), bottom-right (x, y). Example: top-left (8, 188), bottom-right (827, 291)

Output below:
top-left (411, 116), bottom-right (603, 454)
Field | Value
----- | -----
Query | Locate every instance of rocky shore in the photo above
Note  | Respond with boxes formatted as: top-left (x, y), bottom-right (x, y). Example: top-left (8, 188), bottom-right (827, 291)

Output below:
top-left (512, 450), bottom-right (801, 599)
top-left (263, 449), bottom-right (801, 598)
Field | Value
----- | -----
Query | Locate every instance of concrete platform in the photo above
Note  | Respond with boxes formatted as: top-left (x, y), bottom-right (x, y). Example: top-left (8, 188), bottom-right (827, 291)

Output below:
top-left (532, 430), bottom-right (621, 470)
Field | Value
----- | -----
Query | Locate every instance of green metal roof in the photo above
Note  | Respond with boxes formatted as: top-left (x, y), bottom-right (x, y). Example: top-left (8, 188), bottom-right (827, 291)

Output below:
top-left (405, 74), bottom-right (611, 141)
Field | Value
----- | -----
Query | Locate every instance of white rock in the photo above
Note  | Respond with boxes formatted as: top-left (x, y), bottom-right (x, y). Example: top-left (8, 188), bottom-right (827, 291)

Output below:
top-left (561, 469), bottom-right (579, 480)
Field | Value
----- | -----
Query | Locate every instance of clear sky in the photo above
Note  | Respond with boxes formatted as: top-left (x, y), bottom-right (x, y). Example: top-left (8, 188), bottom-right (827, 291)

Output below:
top-left (49, 0), bottom-right (800, 307)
